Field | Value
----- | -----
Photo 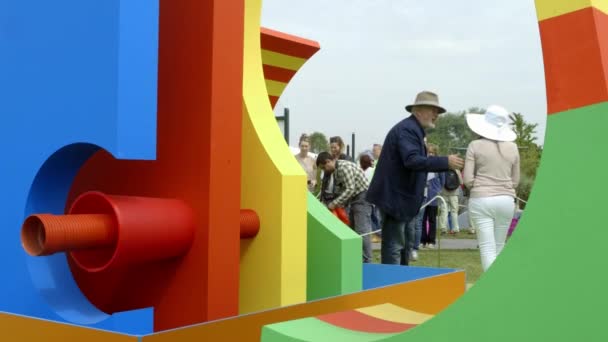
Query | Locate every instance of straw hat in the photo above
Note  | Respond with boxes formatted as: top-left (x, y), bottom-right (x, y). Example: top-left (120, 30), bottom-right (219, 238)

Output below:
top-left (405, 91), bottom-right (446, 114)
top-left (465, 105), bottom-right (516, 142)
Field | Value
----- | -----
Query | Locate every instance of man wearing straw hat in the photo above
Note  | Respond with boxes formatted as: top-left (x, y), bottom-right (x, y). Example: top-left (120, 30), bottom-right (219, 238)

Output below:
top-left (367, 91), bottom-right (464, 265)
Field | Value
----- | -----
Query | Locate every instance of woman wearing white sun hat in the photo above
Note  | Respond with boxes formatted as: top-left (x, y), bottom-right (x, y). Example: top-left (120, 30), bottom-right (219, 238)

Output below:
top-left (463, 105), bottom-right (520, 272)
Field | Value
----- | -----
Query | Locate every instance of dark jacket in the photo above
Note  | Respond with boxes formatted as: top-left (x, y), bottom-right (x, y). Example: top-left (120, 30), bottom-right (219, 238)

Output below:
top-left (426, 172), bottom-right (446, 206)
top-left (366, 115), bottom-right (449, 220)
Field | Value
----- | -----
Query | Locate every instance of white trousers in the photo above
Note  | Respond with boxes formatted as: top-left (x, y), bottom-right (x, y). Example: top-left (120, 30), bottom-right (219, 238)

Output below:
top-left (468, 196), bottom-right (515, 272)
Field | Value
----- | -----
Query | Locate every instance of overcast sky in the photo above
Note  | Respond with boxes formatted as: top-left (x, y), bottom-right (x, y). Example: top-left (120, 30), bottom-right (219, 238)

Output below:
top-left (261, 0), bottom-right (547, 155)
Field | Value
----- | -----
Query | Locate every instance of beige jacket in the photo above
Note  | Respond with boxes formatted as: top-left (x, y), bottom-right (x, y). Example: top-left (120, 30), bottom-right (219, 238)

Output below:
top-left (463, 139), bottom-right (520, 198)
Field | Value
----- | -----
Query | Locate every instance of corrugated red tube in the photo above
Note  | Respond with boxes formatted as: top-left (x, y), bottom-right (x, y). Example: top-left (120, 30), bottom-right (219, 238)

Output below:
top-left (21, 193), bottom-right (260, 263)
top-left (21, 214), bottom-right (116, 257)
top-left (21, 191), bottom-right (196, 274)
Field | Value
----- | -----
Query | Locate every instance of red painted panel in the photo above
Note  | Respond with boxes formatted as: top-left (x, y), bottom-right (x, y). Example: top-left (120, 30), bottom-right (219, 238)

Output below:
top-left (539, 8), bottom-right (608, 114)
top-left (263, 64), bottom-right (296, 83)
top-left (66, 0), bottom-right (244, 332)
top-left (261, 27), bottom-right (320, 59)
top-left (316, 310), bottom-right (416, 334)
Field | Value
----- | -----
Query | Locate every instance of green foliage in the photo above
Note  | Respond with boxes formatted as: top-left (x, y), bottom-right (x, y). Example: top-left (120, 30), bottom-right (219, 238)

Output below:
top-left (426, 108), bottom-right (480, 156)
top-left (510, 112), bottom-right (538, 147)
top-left (508, 114), bottom-right (541, 208)
top-left (309, 131), bottom-right (329, 154)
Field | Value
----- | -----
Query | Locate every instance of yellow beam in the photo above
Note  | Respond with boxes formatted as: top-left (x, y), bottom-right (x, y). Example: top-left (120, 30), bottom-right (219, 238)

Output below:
top-left (261, 49), bottom-right (307, 71)
top-left (264, 79), bottom-right (287, 97)
top-left (535, 0), bottom-right (608, 21)
top-left (239, 0), bottom-right (307, 314)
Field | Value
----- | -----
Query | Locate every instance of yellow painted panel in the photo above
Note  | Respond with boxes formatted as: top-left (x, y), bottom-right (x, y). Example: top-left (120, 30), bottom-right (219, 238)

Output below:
top-left (0, 313), bottom-right (136, 342)
top-left (261, 49), bottom-right (306, 70)
top-left (265, 79), bottom-right (287, 97)
top-left (594, 0), bottom-right (608, 15)
top-left (239, 0), bottom-right (307, 314)
top-left (355, 303), bottom-right (434, 325)
top-left (535, 0), bottom-right (591, 21)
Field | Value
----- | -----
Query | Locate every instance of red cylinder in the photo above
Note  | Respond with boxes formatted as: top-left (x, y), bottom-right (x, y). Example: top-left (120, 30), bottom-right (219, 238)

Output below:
top-left (240, 209), bottom-right (260, 238)
top-left (67, 191), bottom-right (195, 273)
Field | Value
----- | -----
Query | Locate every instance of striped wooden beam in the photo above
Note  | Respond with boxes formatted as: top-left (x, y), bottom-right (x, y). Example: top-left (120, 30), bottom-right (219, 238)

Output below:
top-left (260, 27), bottom-right (321, 108)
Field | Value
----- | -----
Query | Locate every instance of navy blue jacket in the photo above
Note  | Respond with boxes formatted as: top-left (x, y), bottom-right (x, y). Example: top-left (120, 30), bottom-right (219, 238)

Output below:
top-left (426, 172), bottom-right (446, 206)
top-left (366, 116), bottom-right (449, 221)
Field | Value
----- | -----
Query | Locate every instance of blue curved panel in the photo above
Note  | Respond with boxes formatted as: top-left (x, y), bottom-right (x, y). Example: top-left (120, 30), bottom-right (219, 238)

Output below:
top-left (0, 0), bottom-right (159, 335)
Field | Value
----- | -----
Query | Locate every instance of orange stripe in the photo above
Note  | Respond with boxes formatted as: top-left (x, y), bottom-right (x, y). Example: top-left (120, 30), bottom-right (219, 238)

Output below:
top-left (139, 272), bottom-right (464, 341)
top-left (269, 96), bottom-right (279, 108)
top-left (539, 7), bottom-right (608, 114)
top-left (263, 64), bottom-right (296, 83)
top-left (260, 27), bottom-right (320, 59)
top-left (0, 312), bottom-right (136, 342)
top-left (316, 310), bottom-right (416, 334)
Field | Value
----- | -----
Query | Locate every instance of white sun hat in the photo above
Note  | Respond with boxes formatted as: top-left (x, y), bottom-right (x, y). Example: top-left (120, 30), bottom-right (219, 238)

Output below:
top-left (465, 105), bottom-right (517, 142)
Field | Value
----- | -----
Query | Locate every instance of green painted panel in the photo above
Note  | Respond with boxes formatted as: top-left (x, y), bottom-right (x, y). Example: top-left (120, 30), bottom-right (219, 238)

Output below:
top-left (306, 193), bottom-right (362, 300)
top-left (261, 317), bottom-right (395, 342)
top-left (381, 102), bottom-right (608, 341)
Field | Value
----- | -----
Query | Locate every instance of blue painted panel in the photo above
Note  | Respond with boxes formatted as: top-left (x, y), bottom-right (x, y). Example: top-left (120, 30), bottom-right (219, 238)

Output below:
top-left (0, 0), bottom-right (159, 335)
top-left (363, 264), bottom-right (459, 290)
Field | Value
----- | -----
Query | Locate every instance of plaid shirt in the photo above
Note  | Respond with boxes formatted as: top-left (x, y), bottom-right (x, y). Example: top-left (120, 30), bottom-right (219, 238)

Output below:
top-left (329, 160), bottom-right (369, 208)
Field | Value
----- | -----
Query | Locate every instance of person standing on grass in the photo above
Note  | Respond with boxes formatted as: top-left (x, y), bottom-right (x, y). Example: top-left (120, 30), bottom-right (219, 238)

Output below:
top-left (360, 153), bottom-right (382, 244)
top-left (320, 136), bottom-right (351, 205)
top-left (370, 144), bottom-right (384, 242)
top-left (366, 91), bottom-right (464, 266)
top-left (294, 134), bottom-right (317, 192)
top-left (463, 105), bottom-right (520, 272)
top-left (317, 152), bottom-right (373, 263)
top-left (438, 168), bottom-right (464, 235)
top-left (372, 143), bottom-right (382, 163)
top-left (420, 143), bottom-right (444, 250)
top-left (411, 138), bottom-right (428, 262)
top-left (329, 136), bottom-right (352, 161)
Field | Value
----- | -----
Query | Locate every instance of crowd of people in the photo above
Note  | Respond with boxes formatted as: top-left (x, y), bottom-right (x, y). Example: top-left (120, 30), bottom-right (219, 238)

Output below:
top-left (294, 91), bottom-right (521, 272)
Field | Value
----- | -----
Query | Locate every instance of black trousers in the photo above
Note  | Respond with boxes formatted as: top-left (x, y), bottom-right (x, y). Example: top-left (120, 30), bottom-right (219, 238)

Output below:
top-left (421, 205), bottom-right (438, 244)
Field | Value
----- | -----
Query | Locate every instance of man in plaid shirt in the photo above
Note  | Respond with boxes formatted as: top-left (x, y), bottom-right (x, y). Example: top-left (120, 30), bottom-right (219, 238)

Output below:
top-left (316, 152), bottom-right (372, 263)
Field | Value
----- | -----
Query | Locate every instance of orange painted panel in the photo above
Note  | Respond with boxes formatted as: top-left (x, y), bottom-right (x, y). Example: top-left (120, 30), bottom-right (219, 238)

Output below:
top-left (260, 28), bottom-right (320, 108)
top-left (539, 7), bottom-right (608, 114)
top-left (263, 64), bottom-right (296, 83)
top-left (66, 0), bottom-right (245, 332)
top-left (0, 313), bottom-right (136, 342)
top-left (142, 271), bottom-right (465, 342)
top-left (261, 27), bottom-right (320, 59)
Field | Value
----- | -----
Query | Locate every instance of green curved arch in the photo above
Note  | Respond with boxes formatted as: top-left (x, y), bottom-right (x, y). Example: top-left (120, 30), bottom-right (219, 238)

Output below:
top-left (382, 1), bottom-right (608, 341)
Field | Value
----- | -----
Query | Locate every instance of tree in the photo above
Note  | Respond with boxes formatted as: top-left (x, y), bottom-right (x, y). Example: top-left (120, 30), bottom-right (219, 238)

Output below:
top-left (426, 108), bottom-right (479, 155)
top-left (309, 132), bottom-right (329, 153)
top-left (509, 113), bottom-right (541, 208)
top-left (509, 112), bottom-right (538, 147)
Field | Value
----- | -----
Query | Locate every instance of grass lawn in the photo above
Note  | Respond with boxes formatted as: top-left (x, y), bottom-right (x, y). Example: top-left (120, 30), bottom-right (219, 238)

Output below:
top-left (372, 249), bottom-right (483, 285)
top-left (438, 230), bottom-right (477, 239)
